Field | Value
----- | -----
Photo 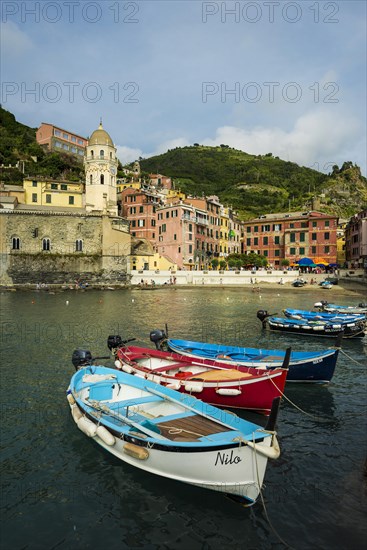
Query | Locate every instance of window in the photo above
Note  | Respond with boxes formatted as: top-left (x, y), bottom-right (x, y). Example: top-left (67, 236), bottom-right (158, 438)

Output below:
top-left (188, 233), bottom-right (192, 240)
top-left (263, 250), bottom-right (268, 256)
top-left (247, 227), bottom-right (251, 233)
top-left (51, 184), bottom-right (58, 190)
top-left (189, 245), bottom-right (193, 254)
top-left (46, 194), bottom-right (51, 204)
top-left (78, 139), bottom-right (83, 145)
top-left (324, 232), bottom-right (330, 240)
top-left (54, 129), bottom-right (61, 136)
top-left (71, 136), bottom-right (76, 142)
top-left (11, 237), bottom-right (20, 250)
top-left (290, 223), bottom-right (294, 228)
top-left (130, 207), bottom-right (136, 214)
top-left (299, 247), bottom-right (305, 255)
top-left (55, 141), bottom-right (62, 148)
top-left (138, 219), bottom-right (145, 227)
top-left (263, 236), bottom-right (268, 245)
top-left (312, 221), bottom-right (317, 227)
top-left (273, 224), bottom-right (282, 231)
top-left (32, 181), bottom-right (37, 187)
top-left (139, 206), bottom-right (144, 213)
top-left (189, 224), bottom-right (193, 232)
top-left (100, 150), bottom-right (104, 159)
top-left (161, 224), bottom-right (166, 232)
top-left (63, 132), bottom-right (68, 139)
top-left (61, 184), bottom-right (67, 191)
top-left (151, 220), bottom-right (156, 227)
top-left (174, 234), bottom-right (177, 240)
top-left (42, 238), bottom-right (51, 251)
top-left (75, 239), bottom-right (83, 252)
top-left (300, 232), bottom-right (305, 242)
top-left (274, 236), bottom-right (280, 245)
top-left (311, 246), bottom-right (317, 254)
top-left (290, 247), bottom-right (296, 255)
top-left (131, 220), bottom-right (136, 228)
top-left (324, 246), bottom-right (330, 254)
top-left (275, 249), bottom-right (280, 257)
top-left (69, 196), bottom-right (74, 205)
top-left (262, 224), bottom-right (270, 232)
top-left (312, 233), bottom-right (317, 240)
top-left (254, 237), bottom-right (258, 245)
top-left (166, 212), bottom-right (170, 218)
top-left (90, 175), bottom-right (93, 185)
top-left (32, 193), bottom-right (37, 203)
top-left (63, 144), bottom-right (69, 150)
top-left (301, 222), bottom-right (307, 228)
top-left (254, 226), bottom-right (258, 232)
top-left (91, 150), bottom-right (94, 158)
top-left (100, 175), bottom-right (104, 185)
top-left (290, 233), bottom-right (296, 243)
top-left (325, 220), bottom-right (330, 227)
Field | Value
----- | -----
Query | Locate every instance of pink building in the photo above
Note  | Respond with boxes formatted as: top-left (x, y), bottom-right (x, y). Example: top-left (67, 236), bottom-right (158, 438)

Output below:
top-left (36, 123), bottom-right (88, 158)
top-left (120, 187), bottom-right (161, 242)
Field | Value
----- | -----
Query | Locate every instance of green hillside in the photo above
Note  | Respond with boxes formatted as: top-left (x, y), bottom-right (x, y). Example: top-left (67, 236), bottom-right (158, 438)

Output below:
top-left (139, 145), bottom-right (367, 219)
top-left (0, 106), bottom-right (84, 183)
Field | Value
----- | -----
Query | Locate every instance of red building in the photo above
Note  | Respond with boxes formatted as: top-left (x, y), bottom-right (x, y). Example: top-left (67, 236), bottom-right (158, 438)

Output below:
top-left (120, 187), bottom-right (162, 242)
top-left (242, 210), bottom-right (338, 267)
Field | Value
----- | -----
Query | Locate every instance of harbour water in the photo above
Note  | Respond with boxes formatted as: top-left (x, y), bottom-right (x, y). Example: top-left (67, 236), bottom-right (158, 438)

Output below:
top-left (1, 286), bottom-right (366, 549)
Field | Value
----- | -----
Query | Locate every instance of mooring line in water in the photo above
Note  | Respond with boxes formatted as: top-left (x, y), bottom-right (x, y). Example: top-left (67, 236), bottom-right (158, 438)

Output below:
top-left (253, 434), bottom-right (294, 550)
top-left (338, 348), bottom-right (367, 367)
top-left (267, 376), bottom-right (331, 422)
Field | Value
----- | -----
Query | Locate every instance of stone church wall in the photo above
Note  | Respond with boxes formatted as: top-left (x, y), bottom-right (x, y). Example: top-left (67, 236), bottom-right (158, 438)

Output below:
top-left (0, 211), bottom-right (130, 285)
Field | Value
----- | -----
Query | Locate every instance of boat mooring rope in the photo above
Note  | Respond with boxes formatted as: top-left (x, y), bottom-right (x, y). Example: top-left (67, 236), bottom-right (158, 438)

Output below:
top-left (252, 433), bottom-right (294, 550)
top-left (266, 375), bottom-right (331, 422)
top-left (338, 348), bottom-right (367, 366)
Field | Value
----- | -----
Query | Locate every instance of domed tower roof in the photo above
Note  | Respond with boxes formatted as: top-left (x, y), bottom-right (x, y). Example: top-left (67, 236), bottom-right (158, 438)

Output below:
top-left (88, 122), bottom-right (114, 147)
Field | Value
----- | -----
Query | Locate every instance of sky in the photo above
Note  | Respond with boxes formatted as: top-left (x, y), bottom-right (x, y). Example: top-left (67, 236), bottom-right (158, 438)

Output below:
top-left (1, 0), bottom-right (366, 174)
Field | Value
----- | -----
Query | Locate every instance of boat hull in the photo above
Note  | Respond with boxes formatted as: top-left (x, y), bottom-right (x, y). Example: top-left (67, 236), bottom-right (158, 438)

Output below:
top-left (267, 318), bottom-right (365, 339)
top-left (116, 347), bottom-right (287, 414)
top-left (166, 340), bottom-right (339, 383)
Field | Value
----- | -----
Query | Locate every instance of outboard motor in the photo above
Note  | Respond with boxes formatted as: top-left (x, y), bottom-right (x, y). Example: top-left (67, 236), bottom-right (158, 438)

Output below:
top-left (72, 349), bottom-right (92, 370)
top-left (107, 335), bottom-right (123, 351)
top-left (150, 329), bottom-right (167, 350)
top-left (257, 310), bottom-right (272, 329)
top-left (358, 303), bottom-right (367, 308)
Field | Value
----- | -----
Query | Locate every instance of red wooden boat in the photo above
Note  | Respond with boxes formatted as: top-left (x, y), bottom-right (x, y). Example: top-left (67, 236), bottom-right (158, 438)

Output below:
top-left (103, 336), bottom-right (289, 415)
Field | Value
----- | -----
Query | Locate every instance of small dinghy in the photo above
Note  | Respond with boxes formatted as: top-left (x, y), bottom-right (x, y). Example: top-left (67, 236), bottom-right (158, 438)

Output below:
top-left (283, 308), bottom-right (366, 324)
top-left (257, 310), bottom-right (365, 339)
top-left (151, 331), bottom-right (340, 383)
top-left (314, 301), bottom-right (367, 315)
top-left (67, 365), bottom-right (281, 505)
top-left (72, 337), bottom-right (289, 415)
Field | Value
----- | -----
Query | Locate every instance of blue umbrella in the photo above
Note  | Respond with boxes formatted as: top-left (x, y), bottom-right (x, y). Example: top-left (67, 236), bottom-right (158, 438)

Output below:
top-left (297, 258), bottom-right (313, 266)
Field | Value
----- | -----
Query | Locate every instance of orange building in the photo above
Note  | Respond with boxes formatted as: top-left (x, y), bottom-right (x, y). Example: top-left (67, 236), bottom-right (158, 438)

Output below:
top-left (36, 123), bottom-right (88, 158)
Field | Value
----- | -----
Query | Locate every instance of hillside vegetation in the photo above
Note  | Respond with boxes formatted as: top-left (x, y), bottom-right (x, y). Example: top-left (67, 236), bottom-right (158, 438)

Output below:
top-left (1, 107), bottom-right (366, 218)
top-left (139, 145), bottom-right (367, 219)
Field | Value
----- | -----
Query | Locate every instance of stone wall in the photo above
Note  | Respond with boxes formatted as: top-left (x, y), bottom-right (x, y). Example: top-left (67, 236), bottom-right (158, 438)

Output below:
top-left (0, 211), bottom-right (130, 285)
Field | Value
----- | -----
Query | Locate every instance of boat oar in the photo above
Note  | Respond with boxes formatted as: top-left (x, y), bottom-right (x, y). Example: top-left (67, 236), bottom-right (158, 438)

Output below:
top-left (76, 395), bottom-right (167, 441)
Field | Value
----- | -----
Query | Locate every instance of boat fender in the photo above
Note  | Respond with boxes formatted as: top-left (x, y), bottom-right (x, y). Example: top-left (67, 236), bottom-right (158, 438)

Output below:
top-left (114, 360), bottom-right (123, 370)
top-left (184, 381), bottom-right (204, 393)
top-left (96, 425), bottom-right (116, 446)
top-left (71, 404), bottom-right (83, 422)
top-left (123, 442), bottom-right (149, 460)
top-left (245, 434), bottom-right (280, 460)
top-left (67, 392), bottom-right (76, 405)
top-left (166, 382), bottom-right (181, 390)
top-left (77, 416), bottom-right (97, 437)
top-left (216, 388), bottom-right (242, 396)
top-left (175, 371), bottom-right (193, 378)
top-left (122, 364), bottom-right (134, 374)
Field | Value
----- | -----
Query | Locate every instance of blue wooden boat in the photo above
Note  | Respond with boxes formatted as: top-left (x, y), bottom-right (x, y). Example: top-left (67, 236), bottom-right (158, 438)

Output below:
top-left (257, 310), bottom-right (365, 339)
top-left (283, 308), bottom-right (366, 323)
top-left (314, 301), bottom-right (367, 315)
top-left (67, 365), bottom-right (281, 505)
top-left (149, 330), bottom-right (339, 383)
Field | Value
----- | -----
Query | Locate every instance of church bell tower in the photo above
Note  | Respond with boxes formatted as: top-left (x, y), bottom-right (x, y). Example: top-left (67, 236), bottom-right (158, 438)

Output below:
top-left (85, 122), bottom-right (118, 216)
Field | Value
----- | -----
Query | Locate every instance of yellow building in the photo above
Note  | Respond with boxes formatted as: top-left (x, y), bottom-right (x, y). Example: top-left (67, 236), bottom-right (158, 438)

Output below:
top-left (23, 178), bottom-right (84, 208)
top-left (219, 206), bottom-right (229, 259)
top-left (337, 222), bottom-right (346, 266)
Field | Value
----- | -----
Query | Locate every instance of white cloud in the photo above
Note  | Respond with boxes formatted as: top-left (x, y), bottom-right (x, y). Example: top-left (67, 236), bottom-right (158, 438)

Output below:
top-left (115, 145), bottom-right (144, 165)
top-left (200, 109), bottom-right (361, 170)
top-left (1, 22), bottom-right (34, 58)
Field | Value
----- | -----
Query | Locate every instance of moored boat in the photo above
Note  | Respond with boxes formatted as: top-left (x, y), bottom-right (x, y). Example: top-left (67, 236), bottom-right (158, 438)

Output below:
top-left (283, 308), bottom-right (366, 324)
top-left (72, 338), bottom-right (289, 415)
top-left (67, 365), bottom-right (281, 505)
top-left (257, 310), bottom-right (365, 339)
top-left (150, 331), bottom-right (340, 383)
top-left (314, 301), bottom-right (367, 315)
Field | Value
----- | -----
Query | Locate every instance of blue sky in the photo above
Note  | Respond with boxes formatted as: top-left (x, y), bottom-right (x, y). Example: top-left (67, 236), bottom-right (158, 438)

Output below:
top-left (1, 0), bottom-right (366, 174)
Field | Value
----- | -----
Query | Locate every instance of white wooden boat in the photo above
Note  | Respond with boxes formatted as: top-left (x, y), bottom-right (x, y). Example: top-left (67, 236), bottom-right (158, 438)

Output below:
top-left (67, 365), bottom-right (281, 505)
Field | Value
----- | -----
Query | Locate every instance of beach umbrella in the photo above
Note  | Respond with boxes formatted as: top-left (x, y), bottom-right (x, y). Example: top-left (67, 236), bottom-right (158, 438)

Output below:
top-left (314, 257), bottom-right (329, 265)
top-left (297, 258), bottom-right (313, 266)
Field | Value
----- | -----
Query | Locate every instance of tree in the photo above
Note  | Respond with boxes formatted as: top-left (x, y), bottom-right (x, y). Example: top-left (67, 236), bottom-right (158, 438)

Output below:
top-left (219, 260), bottom-right (227, 270)
top-left (211, 258), bottom-right (219, 270)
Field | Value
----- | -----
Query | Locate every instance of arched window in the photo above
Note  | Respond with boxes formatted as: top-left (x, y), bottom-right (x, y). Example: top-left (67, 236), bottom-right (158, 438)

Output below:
top-left (100, 174), bottom-right (104, 185)
top-left (90, 150), bottom-right (94, 159)
top-left (75, 239), bottom-right (83, 252)
top-left (90, 174), bottom-right (93, 185)
top-left (100, 150), bottom-right (104, 159)
top-left (11, 236), bottom-right (20, 250)
top-left (110, 152), bottom-right (112, 159)
top-left (42, 238), bottom-right (51, 251)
